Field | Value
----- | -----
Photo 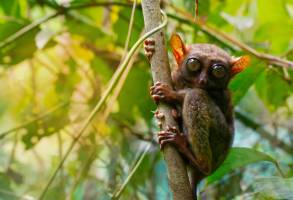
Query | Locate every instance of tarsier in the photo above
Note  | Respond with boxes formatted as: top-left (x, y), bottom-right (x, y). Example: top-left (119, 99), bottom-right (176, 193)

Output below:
top-left (144, 34), bottom-right (250, 198)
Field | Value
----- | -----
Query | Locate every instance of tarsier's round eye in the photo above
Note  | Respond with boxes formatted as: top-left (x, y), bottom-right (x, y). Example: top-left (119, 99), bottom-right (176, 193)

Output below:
top-left (186, 58), bottom-right (201, 72)
top-left (212, 64), bottom-right (226, 78)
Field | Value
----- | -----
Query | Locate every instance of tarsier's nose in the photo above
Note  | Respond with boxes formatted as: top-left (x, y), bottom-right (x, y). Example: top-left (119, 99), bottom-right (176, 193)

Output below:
top-left (198, 76), bottom-right (207, 86)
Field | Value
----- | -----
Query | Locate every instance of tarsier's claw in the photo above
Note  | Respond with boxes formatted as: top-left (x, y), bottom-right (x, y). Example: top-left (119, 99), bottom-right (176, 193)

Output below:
top-left (157, 127), bottom-right (187, 151)
top-left (150, 81), bottom-right (172, 103)
top-left (144, 38), bottom-right (155, 60)
top-left (157, 130), bottom-right (175, 149)
top-left (151, 94), bottom-right (162, 102)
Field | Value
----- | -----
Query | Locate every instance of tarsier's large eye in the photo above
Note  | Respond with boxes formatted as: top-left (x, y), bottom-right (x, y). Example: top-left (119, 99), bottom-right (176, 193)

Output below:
top-left (186, 58), bottom-right (201, 72)
top-left (212, 64), bottom-right (226, 78)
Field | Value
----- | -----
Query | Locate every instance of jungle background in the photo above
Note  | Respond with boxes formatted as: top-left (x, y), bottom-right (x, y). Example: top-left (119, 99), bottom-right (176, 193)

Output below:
top-left (0, 0), bottom-right (292, 199)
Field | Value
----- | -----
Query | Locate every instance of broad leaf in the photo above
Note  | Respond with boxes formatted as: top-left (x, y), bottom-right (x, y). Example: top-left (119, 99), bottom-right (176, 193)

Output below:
top-left (206, 147), bottom-right (278, 185)
top-left (255, 68), bottom-right (293, 111)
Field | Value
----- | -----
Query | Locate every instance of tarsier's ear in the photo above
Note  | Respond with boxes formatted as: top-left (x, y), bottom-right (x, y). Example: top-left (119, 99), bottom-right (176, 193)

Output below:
top-left (170, 33), bottom-right (187, 64)
top-left (231, 55), bottom-right (250, 77)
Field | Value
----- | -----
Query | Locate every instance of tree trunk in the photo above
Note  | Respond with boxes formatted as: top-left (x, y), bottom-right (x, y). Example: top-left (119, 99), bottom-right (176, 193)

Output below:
top-left (141, 1), bottom-right (193, 199)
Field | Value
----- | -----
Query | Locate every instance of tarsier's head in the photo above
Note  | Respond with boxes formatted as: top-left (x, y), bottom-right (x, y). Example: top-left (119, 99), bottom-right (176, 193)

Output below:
top-left (170, 34), bottom-right (250, 90)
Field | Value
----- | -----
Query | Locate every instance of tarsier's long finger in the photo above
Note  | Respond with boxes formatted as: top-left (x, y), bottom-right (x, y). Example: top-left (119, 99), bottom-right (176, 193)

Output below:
top-left (158, 135), bottom-right (175, 144)
top-left (149, 85), bottom-right (157, 95)
top-left (166, 126), bottom-right (179, 134)
top-left (160, 138), bottom-right (176, 149)
top-left (152, 94), bottom-right (165, 102)
top-left (154, 82), bottom-right (162, 86)
top-left (150, 86), bottom-right (166, 97)
top-left (152, 86), bottom-right (164, 94)
top-left (157, 131), bottom-right (175, 137)
top-left (150, 82), bottom-right (163, 91)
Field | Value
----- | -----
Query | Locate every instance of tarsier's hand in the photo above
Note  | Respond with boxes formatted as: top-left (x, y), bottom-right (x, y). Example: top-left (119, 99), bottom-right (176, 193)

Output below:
top-left (144, 38), bottom-right (155, 60)
top-left (157, 126), bottom-right (188, 152)
top-left (150, 82), bottom-right (177, 103)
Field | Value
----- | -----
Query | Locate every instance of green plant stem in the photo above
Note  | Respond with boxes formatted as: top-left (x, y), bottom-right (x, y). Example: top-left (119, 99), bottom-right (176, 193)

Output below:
top-left (111, 144), bottom-right (151, 200)
top-left (0, 101), bottom-right (69, 140)
top-left (275, 162), bottom-right (286, 178)
top-left (66, 147), bottom-right (97, 200)
top-left (38, 10), bottom-right (168, 199)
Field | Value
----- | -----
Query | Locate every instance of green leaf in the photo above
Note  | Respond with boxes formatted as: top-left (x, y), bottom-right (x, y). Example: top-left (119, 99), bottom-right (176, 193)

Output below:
top-left (0, 0), bottom-right (27, 18)
top-left (22, 104), bottom-right (70, 149)
top-left (229, 59), bottom-right (265, 105)
top-left (255, 68), bottom-right (293, 111)
top-left (206, 147), bottom-right (277, 185)
top-left (0, 21), bottom-right (39, 65)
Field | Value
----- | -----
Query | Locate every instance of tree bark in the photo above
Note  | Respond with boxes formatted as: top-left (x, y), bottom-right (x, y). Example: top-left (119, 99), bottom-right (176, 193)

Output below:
top-left (141, 1), bottom-right (193, 199)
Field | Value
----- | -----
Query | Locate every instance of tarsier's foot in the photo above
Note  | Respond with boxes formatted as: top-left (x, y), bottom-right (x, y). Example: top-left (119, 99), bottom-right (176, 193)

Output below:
top-left (157, 126), bottom-right (188, 151)
top-left (150, 82), bottom-right (175, 103)
top-left (144, 38), bottom-right (155, 60)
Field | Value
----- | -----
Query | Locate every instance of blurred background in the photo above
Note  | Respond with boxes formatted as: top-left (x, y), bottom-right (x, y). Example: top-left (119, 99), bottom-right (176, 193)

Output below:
top-left (0, 0), bottom-right (292, 199)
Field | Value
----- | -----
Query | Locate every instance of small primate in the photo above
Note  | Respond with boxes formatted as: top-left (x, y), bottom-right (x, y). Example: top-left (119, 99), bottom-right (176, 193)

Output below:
top-left (144, 34), bottom-right (249, 199)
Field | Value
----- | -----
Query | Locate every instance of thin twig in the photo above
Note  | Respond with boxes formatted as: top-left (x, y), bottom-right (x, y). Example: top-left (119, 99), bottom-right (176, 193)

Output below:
top-left (111, 144), bottom-right (151, 200)
top-left (66, 147), bottom-right (97, 200)
top-left (122, 0), bottom-right (137, 58)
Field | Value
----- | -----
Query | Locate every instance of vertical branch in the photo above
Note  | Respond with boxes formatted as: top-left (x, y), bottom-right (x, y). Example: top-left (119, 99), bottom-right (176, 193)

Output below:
top-left (141, 1), bottom-right (193, 199)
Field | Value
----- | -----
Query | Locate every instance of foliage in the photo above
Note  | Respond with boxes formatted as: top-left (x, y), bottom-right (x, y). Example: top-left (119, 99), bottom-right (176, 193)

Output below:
top-left (0, 0), bottom-right (292, 199)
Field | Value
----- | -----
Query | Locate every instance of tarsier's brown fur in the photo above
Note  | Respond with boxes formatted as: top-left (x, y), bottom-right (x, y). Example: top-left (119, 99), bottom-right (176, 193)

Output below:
top-left (145, 34), bottom-right (250, 199)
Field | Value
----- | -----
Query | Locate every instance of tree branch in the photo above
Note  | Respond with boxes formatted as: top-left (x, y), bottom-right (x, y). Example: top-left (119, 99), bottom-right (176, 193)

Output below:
top-left (141, 1), bottom-right (193, 199)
